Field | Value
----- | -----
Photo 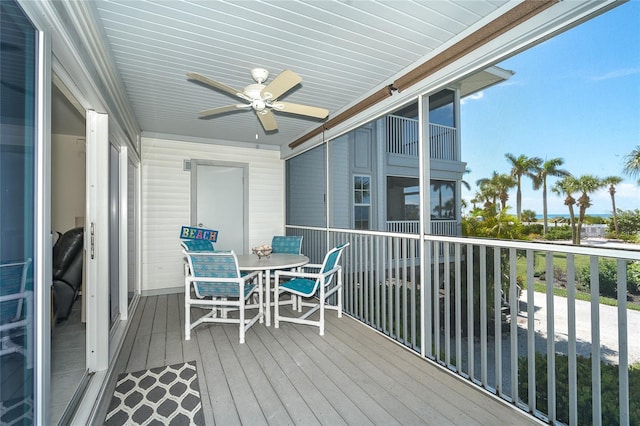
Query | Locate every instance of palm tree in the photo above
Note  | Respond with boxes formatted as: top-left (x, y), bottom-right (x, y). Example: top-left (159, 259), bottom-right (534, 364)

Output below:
top-left (552, 176), bottom-right (578, 244)
top-left (462, 167), bottom-right (472, 191)
top-left (623, 145), bottom-right (640, 184)
top-left (476, 177), bottom-right (498, 211)
top-left (602, 176), bottom-right (622, 236)
top-left (574, 175), bottom-right (605, 245)
top-left (532, 158), bottom-right (570, 235)
top-left (505, 153), bottom-right (542, 221)
top-left (476, 172), bottom-right (516, 211)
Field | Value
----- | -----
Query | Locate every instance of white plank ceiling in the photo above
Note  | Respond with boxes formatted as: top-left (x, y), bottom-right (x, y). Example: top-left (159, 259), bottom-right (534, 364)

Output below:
top-left (89, 0), bottom-right (513, 148)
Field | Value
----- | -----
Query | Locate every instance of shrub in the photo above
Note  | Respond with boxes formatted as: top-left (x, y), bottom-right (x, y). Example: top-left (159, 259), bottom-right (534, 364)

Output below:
top-left (544, 226), bottom-right (573, 241)
top-left (518, 352), bottom-right (640, 425)
top-left (584, 215), bottom-right (606, 225)
top-left (522, 209), bottom-right (537, 222)
top-left (629, 261), bottom-right (640, 294)
top-left (577, 259), bottom-right (640, 297)
top-left (522, 224), bottom-right (543, 235)
top-left (609, 209), bottom-right (640, 236)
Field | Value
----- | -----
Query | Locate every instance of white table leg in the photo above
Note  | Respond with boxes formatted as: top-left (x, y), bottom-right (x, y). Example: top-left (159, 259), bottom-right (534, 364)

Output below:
top-left (265, 270), bottom-right (271, 326)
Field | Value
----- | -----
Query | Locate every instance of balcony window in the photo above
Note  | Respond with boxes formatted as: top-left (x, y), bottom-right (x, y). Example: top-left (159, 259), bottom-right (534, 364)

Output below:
top-left (430, 180), bottom-right (455, 220)
top-left (386, 176), bottom-right (419, 221)
top-left (429, 88), bottom-right (455, 127)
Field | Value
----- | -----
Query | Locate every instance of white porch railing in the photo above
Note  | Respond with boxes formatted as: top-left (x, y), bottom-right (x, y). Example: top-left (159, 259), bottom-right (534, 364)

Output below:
top-left (386, 220), bottom-right (420, 234)
top-left (386, 115), bottom-right (419, 157)
top-left (385, 220), bottom-right (459, 236)
top-left (429, 123), bottom-right (457, 161)
top-left (286, 225), bottom-right (640, 425)
top-left (386, 115), bottom-right (458, 161)
top-left (431, 220), bottom-right (459, 236)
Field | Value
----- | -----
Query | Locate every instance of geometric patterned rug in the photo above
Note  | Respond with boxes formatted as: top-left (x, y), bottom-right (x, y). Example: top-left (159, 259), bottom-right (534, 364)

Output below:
top-left (104, 361), bottom-right (205, 425)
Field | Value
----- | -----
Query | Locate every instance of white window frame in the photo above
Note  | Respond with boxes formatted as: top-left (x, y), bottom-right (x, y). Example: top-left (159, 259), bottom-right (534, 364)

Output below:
top-left (353, 174), bottom-right (371, 230)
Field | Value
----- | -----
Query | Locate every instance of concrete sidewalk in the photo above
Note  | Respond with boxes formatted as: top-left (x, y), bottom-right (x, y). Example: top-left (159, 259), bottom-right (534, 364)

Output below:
top-left (520, 291), bottom-right (640, 364)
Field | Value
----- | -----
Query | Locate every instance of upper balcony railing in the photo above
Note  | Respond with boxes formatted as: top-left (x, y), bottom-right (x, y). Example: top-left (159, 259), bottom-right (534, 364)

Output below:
top-left (386, 115), bottom-right (458, 161)
top-left (286, 225), bottom-right (640, 425)
top-left (386, 219), bottom-right (459, 236)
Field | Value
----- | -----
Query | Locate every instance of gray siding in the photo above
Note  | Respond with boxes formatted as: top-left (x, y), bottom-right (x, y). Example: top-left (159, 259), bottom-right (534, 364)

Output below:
top-left (286, 144), bottom-right (326, 227)
top-left (329, 134), bottom-right (351, 229)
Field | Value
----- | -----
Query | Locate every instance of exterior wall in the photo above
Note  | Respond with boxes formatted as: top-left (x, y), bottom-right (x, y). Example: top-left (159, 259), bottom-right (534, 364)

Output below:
top-left (142, 137), bottom-right (284, 293)
top-left (329, 134), bottom-right (351, 228)
top-left (286, 144), bottom-right (326, 227)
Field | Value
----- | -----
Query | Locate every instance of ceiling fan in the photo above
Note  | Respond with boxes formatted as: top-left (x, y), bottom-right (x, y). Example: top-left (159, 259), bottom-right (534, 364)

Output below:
top-left (187, 68), bottom-right (329, 131)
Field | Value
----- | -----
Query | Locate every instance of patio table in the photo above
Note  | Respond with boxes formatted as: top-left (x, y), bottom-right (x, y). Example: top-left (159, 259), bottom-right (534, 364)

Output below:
top-left (237, 253), bottom-right (309, 326)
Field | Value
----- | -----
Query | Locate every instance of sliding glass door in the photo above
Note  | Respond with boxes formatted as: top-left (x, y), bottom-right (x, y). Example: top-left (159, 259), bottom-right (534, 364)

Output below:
top-left (0, 0), bottom-right (37, 423)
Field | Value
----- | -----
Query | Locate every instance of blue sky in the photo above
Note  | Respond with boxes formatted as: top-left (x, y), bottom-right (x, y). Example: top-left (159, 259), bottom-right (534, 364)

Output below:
top-left (460, 1), bottom-right (640, 216)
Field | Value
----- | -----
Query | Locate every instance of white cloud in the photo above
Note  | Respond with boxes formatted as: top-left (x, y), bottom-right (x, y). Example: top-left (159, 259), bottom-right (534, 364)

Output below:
top-left (460, 92), bottom-right (484, 105)
top-left (590, 67), bottom-right (640, 81)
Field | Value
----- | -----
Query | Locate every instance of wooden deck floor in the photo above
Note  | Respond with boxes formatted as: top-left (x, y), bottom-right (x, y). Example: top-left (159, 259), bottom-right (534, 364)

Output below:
top-left (95, 294), bottom-right (540, 425)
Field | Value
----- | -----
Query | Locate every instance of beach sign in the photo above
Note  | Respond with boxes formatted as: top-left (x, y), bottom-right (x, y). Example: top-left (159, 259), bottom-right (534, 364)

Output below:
top-left (180, 226), bottom-right (218, 242)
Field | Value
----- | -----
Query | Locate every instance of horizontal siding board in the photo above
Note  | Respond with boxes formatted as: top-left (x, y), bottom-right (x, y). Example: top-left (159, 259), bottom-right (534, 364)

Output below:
top-left (142, 137), bottom-right (284, 292)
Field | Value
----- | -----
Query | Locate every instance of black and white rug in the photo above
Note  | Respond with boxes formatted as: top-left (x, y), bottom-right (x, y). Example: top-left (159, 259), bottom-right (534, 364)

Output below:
top-left (104, 361), bottom-right (205, 425)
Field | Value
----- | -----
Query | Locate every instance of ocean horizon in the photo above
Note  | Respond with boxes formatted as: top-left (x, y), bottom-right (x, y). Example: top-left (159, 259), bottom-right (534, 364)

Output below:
top-left (535, 213), bottom-right (611, 219)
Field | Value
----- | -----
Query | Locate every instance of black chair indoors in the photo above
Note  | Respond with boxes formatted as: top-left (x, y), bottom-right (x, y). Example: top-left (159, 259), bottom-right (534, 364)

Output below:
top-left (52, 227), bottom-right (84, 322)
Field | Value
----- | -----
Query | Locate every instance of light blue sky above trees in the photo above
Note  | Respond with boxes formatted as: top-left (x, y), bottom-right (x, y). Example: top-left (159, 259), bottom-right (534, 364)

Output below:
top-left (461, 1), bottom-right (640, 216)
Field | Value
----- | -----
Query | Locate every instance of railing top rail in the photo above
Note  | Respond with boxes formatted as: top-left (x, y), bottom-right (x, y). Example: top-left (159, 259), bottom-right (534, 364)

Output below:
top-left (286, 225), bottom-right (640, 259)
top-left (423, 233), bottom-right (640, 260)
top-left (428, 123), bottom-right (457, 131)
top-left (286, 225), bottom-right (421, 240)
top-left (387, 114), bottom-right (418, 123)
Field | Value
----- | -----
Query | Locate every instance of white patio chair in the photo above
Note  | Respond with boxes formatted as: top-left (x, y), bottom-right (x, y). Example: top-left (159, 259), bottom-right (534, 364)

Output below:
top-left (183, 250), bottom-right (262, 344)
top-left (1, 259), bottom-right (33, 368)
top-left (274, 243), bottom-right (349, 335)
top-left (271, 235), bottom-right (304, 308)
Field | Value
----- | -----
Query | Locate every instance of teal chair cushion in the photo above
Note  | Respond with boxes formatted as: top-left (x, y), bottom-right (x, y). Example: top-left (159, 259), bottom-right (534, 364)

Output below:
top-left (181, 240), bottom-right (215, 252)
top-left (271, 235), bottom-right (303, 254)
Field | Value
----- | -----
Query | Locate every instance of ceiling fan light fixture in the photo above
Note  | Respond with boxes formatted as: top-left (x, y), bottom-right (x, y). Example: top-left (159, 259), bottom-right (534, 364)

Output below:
top-left (252, 99), bottom-right (266, 111)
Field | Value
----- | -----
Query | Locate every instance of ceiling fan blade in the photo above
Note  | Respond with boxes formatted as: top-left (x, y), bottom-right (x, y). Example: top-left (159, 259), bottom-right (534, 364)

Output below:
top-left (256, 110), bottom-right (278, 131)
top-left (261, 69), bottom-right (302, 100)
top-left (273, 102), bottom-right (329, 119)
top-left (198, 104), bottom-right (249, 118)
top-left (187, 72), bottom-right (242, 98)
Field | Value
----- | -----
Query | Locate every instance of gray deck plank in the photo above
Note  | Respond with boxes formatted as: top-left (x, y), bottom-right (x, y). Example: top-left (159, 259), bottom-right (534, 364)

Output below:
top-left (272, 322), bottom-right (380, 426)
top-left (97, 295), bottom-right (542, 426)
top-left (247, 325), bottom-right (321, 425)
top-left (195, 326), bottom-right (242, 426)
top-left (255, 323), bottom-right (347, 426)
top-left (210, 326), bottom-right (268, 426)
top-left (222, 326), bottom-right (295, 426)
top-left (126, 296), bottom-right (156, 372)
top-left (146, 295), bottom-right (168, 368)
top-left (164, 293), bottom-right (183, 365)
top-left (311, 314), bottom-right (465, 424)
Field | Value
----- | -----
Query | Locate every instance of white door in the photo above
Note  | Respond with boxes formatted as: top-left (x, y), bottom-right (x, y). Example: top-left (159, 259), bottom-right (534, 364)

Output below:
top-left (191, 161), bottom-right (248, 254)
